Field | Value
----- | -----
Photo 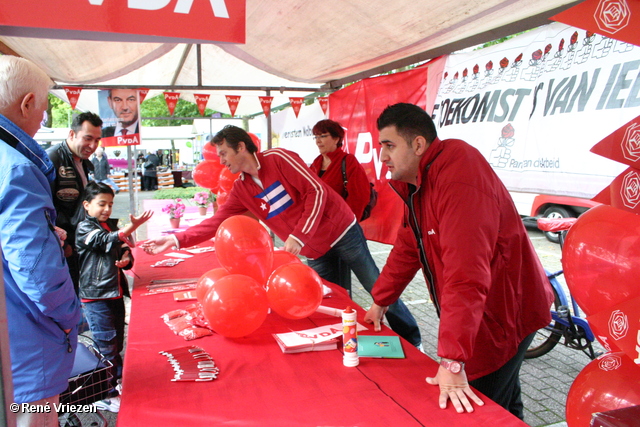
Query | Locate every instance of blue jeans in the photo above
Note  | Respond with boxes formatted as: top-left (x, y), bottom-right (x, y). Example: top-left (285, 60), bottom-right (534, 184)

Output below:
top-left (307, 224), bottom-right (422, 346)
top-left (82, 298), bottom-right (125, 385)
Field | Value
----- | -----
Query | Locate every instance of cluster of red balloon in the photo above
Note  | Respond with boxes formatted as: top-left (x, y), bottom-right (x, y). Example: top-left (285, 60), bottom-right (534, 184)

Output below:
top-left (562, 205), bottom-right (640, 425)
top-left (193, 133), bottom-right (262, 207)
top-left (196, 216), bottom-right (323, 338)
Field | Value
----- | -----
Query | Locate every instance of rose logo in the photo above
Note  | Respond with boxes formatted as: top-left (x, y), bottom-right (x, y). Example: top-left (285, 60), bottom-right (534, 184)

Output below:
top-left (595, 0), bottom-right (631, 35)
top-left (622, 122), bottom-right (640, 163)
top-left (608, 309), bottom-right (629, 340)
top-left (621, 170), bottom-right (640, 209)
top-left (502, 124), bottom-right (515, 139)
top-left (598, 354), bottom-right (622, 371)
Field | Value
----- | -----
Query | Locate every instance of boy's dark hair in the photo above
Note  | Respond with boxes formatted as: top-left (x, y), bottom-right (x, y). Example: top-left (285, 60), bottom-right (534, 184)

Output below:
top-left (312, 119), bottom-right (345, 147)
top-left (211, 125), bottom-right (257, 154)
top-left (376, 103), bottom-right (438, 145)
top-left (83, 181), bottom-right (114, 202)
top-left (71, 112), bottom-right (103, 132)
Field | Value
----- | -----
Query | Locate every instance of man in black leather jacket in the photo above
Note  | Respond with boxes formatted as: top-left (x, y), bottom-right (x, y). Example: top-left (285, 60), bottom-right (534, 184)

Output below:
top-left (47, 111), bottom-right (102, 291)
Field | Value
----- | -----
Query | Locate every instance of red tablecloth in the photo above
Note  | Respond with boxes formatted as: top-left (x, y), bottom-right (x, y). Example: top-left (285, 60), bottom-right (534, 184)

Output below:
top-left (118, 215), bottom-right (526, 426)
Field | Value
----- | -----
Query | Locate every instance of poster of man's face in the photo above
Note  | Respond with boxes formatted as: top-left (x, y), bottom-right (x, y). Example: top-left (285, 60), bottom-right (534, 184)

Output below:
top-left (99, 89), bottom-right (141, 139)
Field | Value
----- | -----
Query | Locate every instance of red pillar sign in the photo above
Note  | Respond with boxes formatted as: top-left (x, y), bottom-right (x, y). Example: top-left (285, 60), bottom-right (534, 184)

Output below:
top-left (164, 92), bottom-right (181, 116)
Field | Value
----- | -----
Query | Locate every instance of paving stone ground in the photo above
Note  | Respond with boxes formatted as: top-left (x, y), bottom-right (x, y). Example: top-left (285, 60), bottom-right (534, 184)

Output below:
top-left (91, 191), bottom-right (599, 427)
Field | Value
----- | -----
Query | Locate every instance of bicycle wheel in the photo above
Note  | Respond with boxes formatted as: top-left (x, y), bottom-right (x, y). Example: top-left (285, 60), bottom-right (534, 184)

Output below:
top-left (525, 286), bottom-right (565, 358)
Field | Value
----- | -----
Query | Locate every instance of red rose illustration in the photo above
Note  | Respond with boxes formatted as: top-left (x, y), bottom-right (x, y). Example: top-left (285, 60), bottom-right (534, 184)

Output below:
top-left (544, 44), bottom-right (552, 55)
top-left (598, 354), bottom-right (622, 371)
top-left (500, 57), bottom-right (509, 69)
top-left (571, 31), bottom-right (578, 45)
top-left (514, 53), bottom-right (523, 63)
top-left (462, 68), bottom-right (468, 78)
top-left (532, 49), bottom-right (542, 61)
top-left (485, 61), bottom-right (493, 71)
top-left (558, 39), bottom-right (565, 51)
top-left (501, 124), bottom-right (515, 139)
top-left (622, 171), bottom-right (640, 209)
top-left (473, 64), bottom-right (479, 74)
top-left (595, 0), bottom-right (631, 35)
top-left (608, 310), bottom-right (629, 340)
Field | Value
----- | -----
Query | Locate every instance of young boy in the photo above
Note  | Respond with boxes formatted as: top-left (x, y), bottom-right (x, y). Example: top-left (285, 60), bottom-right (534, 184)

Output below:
top-left (76, 181), bottom-right (153, 412)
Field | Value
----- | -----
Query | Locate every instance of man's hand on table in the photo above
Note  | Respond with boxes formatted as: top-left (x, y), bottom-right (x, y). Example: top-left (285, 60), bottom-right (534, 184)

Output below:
top-left (364, 302), bottom-right (389, 331)
top-left (426, 366), bottom-right (484, 413)
top-left (141, 236), bottom-right (174, 254)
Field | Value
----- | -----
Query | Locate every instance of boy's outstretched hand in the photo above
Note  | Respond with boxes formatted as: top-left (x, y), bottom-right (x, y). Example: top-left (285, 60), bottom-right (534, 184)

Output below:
top-left (115, 249), bottom-right (132, 268)
top-left (130, 210), bottom-right (154, 227)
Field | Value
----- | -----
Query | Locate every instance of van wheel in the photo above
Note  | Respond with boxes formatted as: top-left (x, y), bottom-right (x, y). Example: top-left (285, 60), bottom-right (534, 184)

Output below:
top-left (542, 206), bottom-right (573, 243)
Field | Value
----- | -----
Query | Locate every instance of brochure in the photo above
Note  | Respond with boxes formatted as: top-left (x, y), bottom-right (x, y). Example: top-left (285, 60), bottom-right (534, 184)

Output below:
top-left (357, 335), bottom-right (405, 358)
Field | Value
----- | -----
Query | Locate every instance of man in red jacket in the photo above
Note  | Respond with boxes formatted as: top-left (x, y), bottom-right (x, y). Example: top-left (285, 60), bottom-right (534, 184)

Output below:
top-left (144, 125), bottom-right (422, 347)
top-left (364, 103), bottom-right (553, 418)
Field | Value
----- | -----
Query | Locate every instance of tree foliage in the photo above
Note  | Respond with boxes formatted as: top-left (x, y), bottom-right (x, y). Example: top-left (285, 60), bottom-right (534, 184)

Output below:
top-left (140, 94), bottom-right (224, 126)
top-left (48, 94), bottom-right (73, 128)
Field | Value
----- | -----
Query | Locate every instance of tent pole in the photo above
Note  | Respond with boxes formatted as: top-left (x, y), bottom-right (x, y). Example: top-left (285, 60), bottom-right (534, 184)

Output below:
top-left (266, 89), bottom-right (272, 150)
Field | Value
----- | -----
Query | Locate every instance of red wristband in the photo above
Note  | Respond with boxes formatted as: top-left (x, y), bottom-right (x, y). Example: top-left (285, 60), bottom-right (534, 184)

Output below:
top-left (119, 231), bottom-right (135, 247)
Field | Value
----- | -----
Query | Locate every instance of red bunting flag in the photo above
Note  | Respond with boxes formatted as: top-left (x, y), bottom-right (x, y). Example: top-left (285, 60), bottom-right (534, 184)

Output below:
top-left (258, 96), bottom-right (273, 116)
top-left (163, 92), bottom-right (180, 116)
top-left (592, 166), bottom-right (640, 214)
top-left (289, 97), bottom-right (305, 118)
top-left (63, 87), bottom-right (82, 110)
top-left (225, 95), bottom-right (241, 117)
top-left (194, 94), bottom-right (210, 116)
top-left (138, 88), bottom-right (149, 103)
top-left (552, 0), bottom-right (640, 46)
top-left (591, 115), bottom-right (640, 168)
top-left (318, 97), bottom-right (329, 116)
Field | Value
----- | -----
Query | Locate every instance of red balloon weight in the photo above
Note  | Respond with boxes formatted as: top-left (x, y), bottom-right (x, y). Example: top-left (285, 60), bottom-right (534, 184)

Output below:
top-left (218, 166), bottom-right (240, 193)
top-left (271, 250), bottom-right (302, 274)
top-left (195, 267), bottom-right (229, 303)
top-left (266, 263), bottom-right (323, 319)
top-left (248, 132), bottom-right (261, 152)
top-left (201, 274), bottom-right (269, 338)
top-left (193, 160), bottom-right (224, 191)
top-left (563, 205), bottom-right (640, 316)
top-left (214, 216), bottom-right (274, 284)
top-left (202, 142), bottom-right (220, 161)
top-left (566, 352), bottom-right (640, 427)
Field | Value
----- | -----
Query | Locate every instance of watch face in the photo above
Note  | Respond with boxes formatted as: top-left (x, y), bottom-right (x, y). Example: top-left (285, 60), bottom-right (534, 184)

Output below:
top-left (449, 361), bottom-right (462, 374)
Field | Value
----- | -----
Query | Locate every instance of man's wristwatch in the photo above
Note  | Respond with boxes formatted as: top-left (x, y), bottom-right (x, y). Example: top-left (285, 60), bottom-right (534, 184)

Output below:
top-left (440, 358), bottom-right (465, 374)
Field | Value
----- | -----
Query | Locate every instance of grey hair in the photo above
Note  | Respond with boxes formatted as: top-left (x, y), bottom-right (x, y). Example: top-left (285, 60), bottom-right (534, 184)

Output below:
top-left (0, 56), bottom-right (52, 112)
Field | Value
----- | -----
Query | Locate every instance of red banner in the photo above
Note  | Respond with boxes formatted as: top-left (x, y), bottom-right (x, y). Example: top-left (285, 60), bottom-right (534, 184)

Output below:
top-left (194, 94), bottom-right (210, 116)
top-left (225, 95), bottom-right (241, 117)
top-left (289, 97), bottom-right (305, 118)
top-left (138, 88), bottom-right (150, 103)
top-left (318, 97), bottom-right (329, 116)
top-left (552, 0), bottom-right (640, 46)
top-left (0, 0), bottom-right (246, 44)
top-left (101, 133), bottom-right (141, 147)
top-left (163, 92), bottom-right (180, 116)
top-left (259, 96), bottom-right (274, 116)
top-left (591, 115), bottom-right (640, 168)
top-left (329, 57), bottom-right (446, 244)
top-left (63, 86), bottom-right (81, 110)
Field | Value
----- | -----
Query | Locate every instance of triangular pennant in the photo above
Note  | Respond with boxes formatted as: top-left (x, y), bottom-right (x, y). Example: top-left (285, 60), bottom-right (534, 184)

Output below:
top-left (163, 92), bottom-right (180, 116)
top-left (318, 97), bottom-right (329, 116)
top-left (289, 97), bottom-right (305, 118)
top-left (552, 0), bottom-right (639, 46)
top-left (194, 94), bottom-right (210, 116)
top-left (593, 166), bottom-right (640, 214)
top-left (225, 95), bottom-right (241, 117)
top-left (258, 96), bottom-right (273, 116)
top-left (138, 88), bottom-right (150, 103)
top-left (590, 115), bottom-right (640, 168)
top-left (63, 87), bottom-right (82, 110)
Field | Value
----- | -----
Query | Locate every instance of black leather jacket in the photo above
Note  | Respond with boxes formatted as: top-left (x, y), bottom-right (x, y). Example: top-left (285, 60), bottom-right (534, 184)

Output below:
top-left (46, 141), bottom-right (94, 245)
top-left (76, 216), bottom-right (133, 299)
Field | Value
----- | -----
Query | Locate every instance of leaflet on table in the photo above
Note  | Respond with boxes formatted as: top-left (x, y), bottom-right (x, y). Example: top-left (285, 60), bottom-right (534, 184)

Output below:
top-left (273, 322), bottom-right (368, 353)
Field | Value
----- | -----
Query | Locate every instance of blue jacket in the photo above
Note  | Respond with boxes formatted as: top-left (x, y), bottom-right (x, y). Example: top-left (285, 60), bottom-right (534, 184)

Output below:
top-left (0, 114), bottom-right (81, 403)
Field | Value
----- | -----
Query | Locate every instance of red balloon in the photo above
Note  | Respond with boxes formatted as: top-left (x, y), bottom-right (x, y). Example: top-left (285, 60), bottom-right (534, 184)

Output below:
top-left (271, 250), bottom-right (302, 274)
top-left (214, 216), bottom-right (274, 284)
top-left (202, 141), bottom-right (220, 161)
top-left (195, 267), bottom-right (229, 303)
top-left (248, 132), bottom-right (261, 152)
top-left (266, 263), bottom-right (323, 319)
top-left (216, 191), bottom-right (229, 207)
top-left (566, 352), bottom-right (640, 427)
top-left (563, 205), bottom-right (640, 316)
top-left (201, 274), bottom-right (269, 338)
top-left (193, 160), bottom-right (224, 191)
top-left (218, 166), bottom-right (240, 193)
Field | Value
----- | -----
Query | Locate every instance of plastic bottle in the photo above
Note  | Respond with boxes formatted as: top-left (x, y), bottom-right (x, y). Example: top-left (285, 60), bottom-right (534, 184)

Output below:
top-left (342, 306), bottom-right (359, 367)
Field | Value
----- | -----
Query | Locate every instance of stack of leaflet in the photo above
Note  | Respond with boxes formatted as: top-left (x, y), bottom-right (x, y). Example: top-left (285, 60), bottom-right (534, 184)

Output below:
top-left (273, 322), bottom-right (367, 354)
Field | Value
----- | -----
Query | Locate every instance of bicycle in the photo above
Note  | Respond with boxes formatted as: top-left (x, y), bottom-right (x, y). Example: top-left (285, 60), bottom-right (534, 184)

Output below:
top-left (525, 217), bottom-right (598, 360)
top-left (58, 334), bottom-right (114, 427)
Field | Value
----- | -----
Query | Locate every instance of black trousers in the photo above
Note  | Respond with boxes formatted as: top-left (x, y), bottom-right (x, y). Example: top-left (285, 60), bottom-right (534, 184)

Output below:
top-left (469, 332), bottom-right (535, 420)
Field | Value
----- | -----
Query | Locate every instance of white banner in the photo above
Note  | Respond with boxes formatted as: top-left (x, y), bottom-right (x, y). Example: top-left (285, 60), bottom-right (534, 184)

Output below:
top-left (433, 22), bottom-right (638, 198)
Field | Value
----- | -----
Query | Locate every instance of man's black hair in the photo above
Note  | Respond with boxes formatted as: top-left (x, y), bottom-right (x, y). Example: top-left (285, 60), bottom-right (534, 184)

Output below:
top-left (211, 125), bottom-right (257, 154)
top-left (376, 103), bottom-right (438, 145)
top-left (83, 181), bottom-right (114, 202)
top-left (71, 111), bottom-right (103, 132)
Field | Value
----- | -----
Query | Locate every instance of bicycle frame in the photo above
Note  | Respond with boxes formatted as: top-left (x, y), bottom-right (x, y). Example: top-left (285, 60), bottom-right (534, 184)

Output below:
top-left (546, 270), bottom-right (595, 343)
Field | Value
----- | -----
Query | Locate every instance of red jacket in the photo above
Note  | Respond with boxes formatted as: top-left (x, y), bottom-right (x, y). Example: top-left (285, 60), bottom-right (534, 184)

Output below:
top-left (310, 149), bottom-right (370, 221)
top-left (372, 137), bottom-right (553, 380)
top-left (178, 148), bottom-right (356, 259)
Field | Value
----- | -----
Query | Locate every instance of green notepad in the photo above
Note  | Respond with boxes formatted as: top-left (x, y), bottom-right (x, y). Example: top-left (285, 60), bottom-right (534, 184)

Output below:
top-left (357, 335), bottom-right (405, 358)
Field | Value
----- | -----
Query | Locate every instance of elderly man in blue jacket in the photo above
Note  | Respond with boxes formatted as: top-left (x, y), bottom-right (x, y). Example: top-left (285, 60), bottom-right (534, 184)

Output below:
top-left (0, 56), bottom-right (80, 426)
